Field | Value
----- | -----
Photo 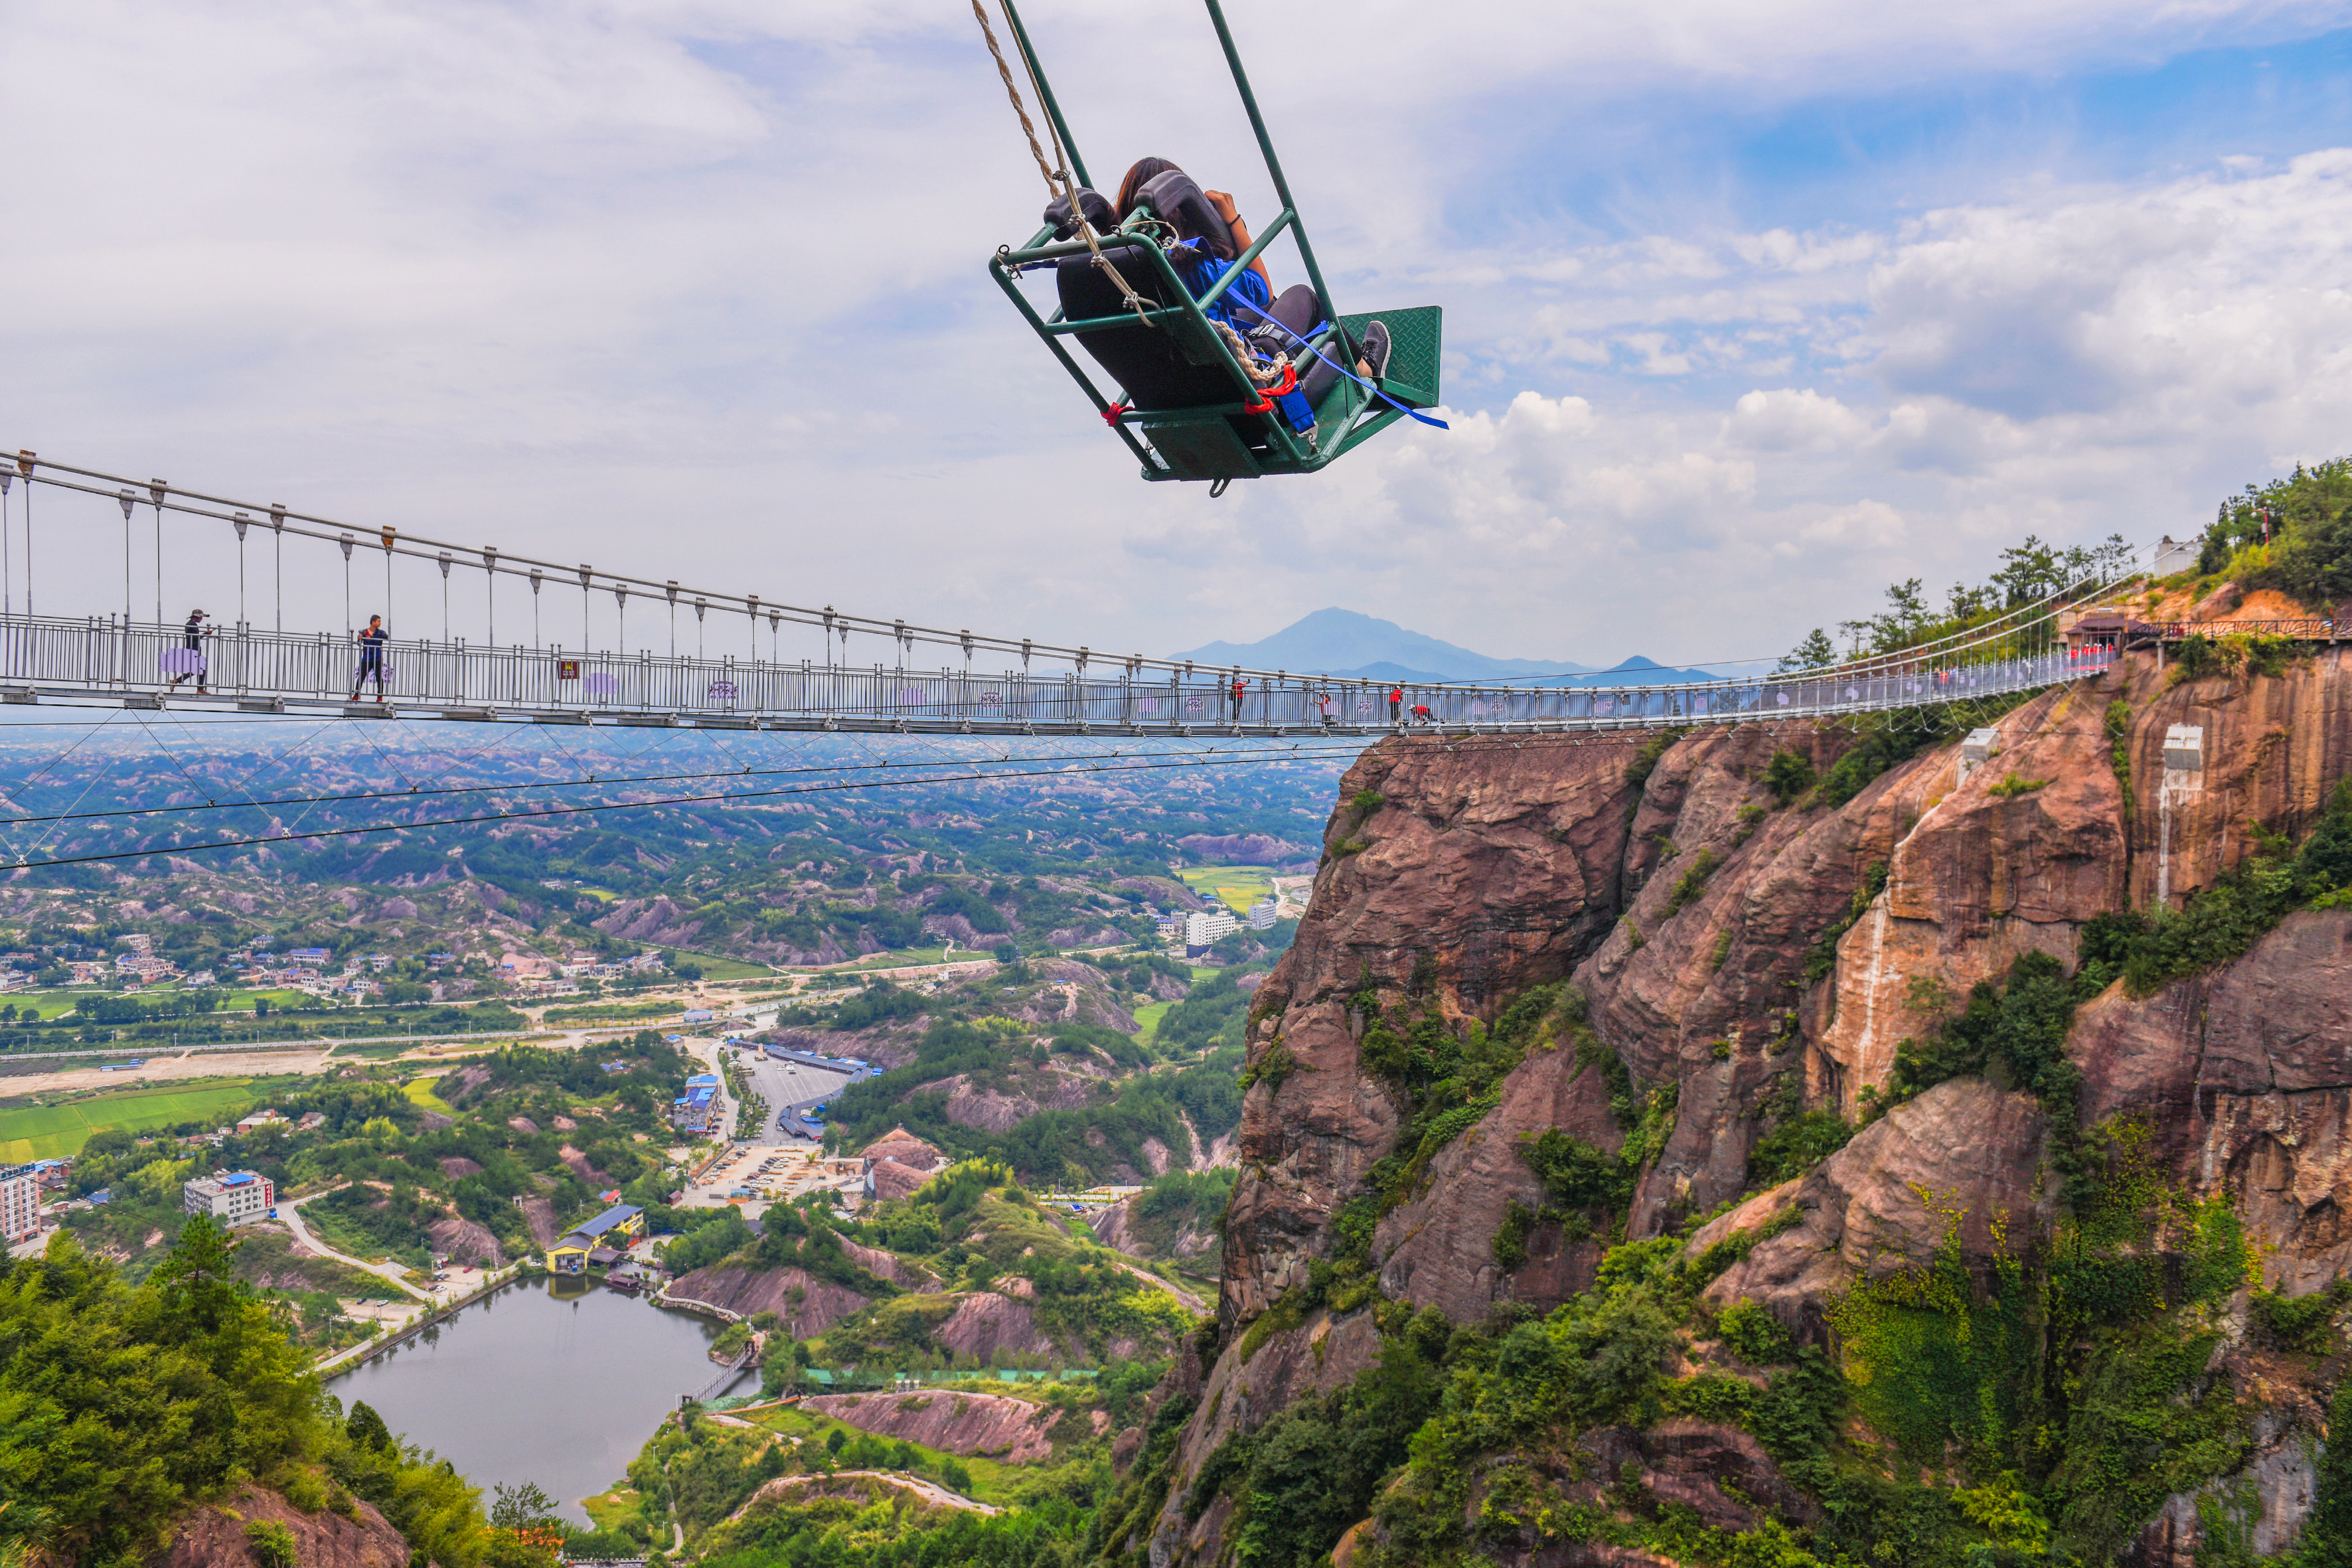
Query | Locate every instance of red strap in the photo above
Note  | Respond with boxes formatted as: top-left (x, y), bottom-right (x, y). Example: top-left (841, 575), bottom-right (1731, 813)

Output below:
top-left (1102, 402), bottom-right (1128, 426)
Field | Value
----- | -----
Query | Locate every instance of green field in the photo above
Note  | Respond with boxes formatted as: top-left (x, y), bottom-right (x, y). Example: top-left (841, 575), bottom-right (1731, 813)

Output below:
top-left (402, 1076), bottom-right (457, 1117)
top-left (1, 990), bottom-right (90, 1022)
top-left (0, 1077), bottom-right (270, 1162)
top-left (1131, 1000), bottom-right (1172, 1044)
top-left (1176, 865), bottom-right (1275, 915)
top-left (544, 1000), bottom-right (678, 1025)
top-left (673, 950), bottom-right (776, 981)
top-left (828, 947), bottom-right (953, 973)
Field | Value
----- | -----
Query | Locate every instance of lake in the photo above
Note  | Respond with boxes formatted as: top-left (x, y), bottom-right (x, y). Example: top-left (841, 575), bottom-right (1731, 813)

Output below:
top-left (331, 1276), bottom-right (753, 1523)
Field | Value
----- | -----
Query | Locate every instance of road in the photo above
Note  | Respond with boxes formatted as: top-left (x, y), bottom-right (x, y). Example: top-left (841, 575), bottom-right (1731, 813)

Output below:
top-left (279, 1193), bottom-right (437, 1302)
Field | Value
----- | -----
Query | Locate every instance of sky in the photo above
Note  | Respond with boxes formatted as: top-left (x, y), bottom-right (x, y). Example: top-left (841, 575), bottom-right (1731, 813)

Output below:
top-left (6, 0), bottom-right (2352, 672)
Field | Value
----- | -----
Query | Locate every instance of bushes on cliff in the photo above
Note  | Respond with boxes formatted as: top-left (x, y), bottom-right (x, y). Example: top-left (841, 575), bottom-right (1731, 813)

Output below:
top-left (2078, 778), bottom-right (2352, 998)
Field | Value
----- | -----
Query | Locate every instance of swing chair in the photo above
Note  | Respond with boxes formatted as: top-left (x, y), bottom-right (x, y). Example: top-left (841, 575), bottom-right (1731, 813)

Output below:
top-left (979, 0), bottom-right (1445, 491)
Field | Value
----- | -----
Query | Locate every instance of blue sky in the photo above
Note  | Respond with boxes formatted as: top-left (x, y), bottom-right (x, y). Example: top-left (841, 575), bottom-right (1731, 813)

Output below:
top-left (5, 0), bottom-right (2352, 671)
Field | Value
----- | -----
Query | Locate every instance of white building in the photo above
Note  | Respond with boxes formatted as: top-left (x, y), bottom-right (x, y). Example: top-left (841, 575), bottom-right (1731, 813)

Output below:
top-left (1248, 897), bottom-right (1279, 931)
top-left (183, 1169), bottom-right (276, 1227)
top-left (1, 1162), bottom-right (40, 1244)
top-left (1185, 910), bottom-right (1240, 947)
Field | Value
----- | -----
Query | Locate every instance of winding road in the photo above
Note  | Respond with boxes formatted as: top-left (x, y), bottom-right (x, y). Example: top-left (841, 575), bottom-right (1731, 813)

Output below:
top-left (279, 1192), bottom-right (435, 1302)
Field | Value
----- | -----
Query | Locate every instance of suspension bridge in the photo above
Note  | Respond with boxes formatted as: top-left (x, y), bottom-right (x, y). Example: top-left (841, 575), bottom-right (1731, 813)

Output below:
top-left (0, 451), bottom-right (2128, 740)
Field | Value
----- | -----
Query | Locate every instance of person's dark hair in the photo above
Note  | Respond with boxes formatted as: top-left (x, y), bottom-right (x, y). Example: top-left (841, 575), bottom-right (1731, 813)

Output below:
top-left (1117, 157), bottom-right (1182, 220)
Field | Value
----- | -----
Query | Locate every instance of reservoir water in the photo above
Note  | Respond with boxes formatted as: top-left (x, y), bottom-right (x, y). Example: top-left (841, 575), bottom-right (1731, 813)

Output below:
top-left (331, 1277), bottom-right (752, 1523)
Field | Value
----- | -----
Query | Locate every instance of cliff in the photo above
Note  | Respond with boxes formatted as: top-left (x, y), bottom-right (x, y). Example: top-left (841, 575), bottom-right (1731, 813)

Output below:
top-left (1138, 641), bottom-right (2352, 1568)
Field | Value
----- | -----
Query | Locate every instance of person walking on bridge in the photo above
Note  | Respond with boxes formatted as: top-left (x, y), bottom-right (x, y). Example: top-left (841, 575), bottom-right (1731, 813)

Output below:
top-left (167, 608), bottom-right (212, 695)
top-left (1388, 684), bottom-right (1403, 722)
top-left (1228, 674), bottom-right (1248, 722)
top-left (352, 614), bottom-right (388, 702)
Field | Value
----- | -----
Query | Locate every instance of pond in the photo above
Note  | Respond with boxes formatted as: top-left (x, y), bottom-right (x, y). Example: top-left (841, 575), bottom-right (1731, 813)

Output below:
top-left (331, 1276), bottom-right (753, 1523)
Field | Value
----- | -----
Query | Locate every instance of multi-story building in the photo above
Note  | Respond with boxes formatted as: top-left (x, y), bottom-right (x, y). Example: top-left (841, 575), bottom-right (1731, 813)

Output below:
top-left (1185, 910), bottom-right (1240, 947)
top-left (1249, 897), bottom-right (1280, 930)
top-left (182, 1169), bottom-right (276, 1227)
top-left (1, 1162), bottom-right (41, 1244)
top-left (672, 1073), bottom-right (720, 1133)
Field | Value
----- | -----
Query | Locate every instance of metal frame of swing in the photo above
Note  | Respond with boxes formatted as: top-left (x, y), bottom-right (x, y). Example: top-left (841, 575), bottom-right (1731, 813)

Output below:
top-left (984, 0), bottom-right (1441, 485)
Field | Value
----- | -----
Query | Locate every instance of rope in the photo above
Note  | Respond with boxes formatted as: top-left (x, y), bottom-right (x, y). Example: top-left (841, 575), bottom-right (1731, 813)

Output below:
top-left (969, 0), bottom-right (1153, 327)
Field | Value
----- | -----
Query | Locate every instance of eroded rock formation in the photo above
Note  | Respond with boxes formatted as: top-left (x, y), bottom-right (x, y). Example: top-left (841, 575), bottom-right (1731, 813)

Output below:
top-left (1142, 643), bottom-right (2352, 1568)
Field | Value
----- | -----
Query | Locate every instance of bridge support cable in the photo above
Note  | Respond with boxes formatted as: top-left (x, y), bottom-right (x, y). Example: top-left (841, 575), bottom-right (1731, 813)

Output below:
top-left (0, 450), bottom-right (2152, 732)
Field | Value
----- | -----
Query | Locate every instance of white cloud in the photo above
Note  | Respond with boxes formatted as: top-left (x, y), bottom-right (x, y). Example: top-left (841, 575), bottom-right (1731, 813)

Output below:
top-left (5, 1), bottom-right (2352, 674)
top-left (1724, 388), bottom-right (1871, 451)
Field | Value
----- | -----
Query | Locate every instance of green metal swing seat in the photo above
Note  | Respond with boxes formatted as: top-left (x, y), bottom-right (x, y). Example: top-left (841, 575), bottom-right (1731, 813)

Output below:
top-left (981, 0), bottom-right (1442, 486)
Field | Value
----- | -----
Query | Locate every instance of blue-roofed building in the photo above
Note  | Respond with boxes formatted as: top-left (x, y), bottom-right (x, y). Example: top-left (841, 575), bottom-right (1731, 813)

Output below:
top-left (672, 1077), bottom-right (720, 1134)
top-left (548, 1203), bottom-right (645, 1274)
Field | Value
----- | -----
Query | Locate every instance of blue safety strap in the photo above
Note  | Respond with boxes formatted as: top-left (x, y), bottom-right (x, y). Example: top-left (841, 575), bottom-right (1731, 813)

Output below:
top-left (1226, 298), bottom-right (1450, 430)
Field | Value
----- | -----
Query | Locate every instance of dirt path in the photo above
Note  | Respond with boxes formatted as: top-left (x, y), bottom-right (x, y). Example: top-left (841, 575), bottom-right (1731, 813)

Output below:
top-left (722, 1469), bottom-right (1000, 1519)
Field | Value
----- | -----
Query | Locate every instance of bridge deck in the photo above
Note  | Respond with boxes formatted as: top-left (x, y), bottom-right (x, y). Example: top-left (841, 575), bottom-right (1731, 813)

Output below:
top-left (0, 613), bottom-right (2112, 736)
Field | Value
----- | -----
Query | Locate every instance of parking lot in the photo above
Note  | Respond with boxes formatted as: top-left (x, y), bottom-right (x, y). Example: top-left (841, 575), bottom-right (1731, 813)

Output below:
top-left (725, 1044), bottom-right (864, 1138)
top-left (677, 1142), bottom-right (866, 1215)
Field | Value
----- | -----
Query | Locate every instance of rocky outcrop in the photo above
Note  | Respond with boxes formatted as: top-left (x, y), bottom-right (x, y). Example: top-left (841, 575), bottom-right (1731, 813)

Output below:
top-left (933, 1065), bottom-right (1103, 1133)
top-left (425, 1215), bottom-right (505, 1267)
top-left (800, 1389), bottom-right (1086, 1462)
top-left (1149, 641), bottom-right (2352, 1568)
top-left (931, 1291), bottom-right (1070, 1362)
top-left (147, 1484), bottom-right (409, 1568)
top-left (668, 1262), bottom-right (870, 1338)
top-left (1696, 1077), bottom-right (2055, 1330)
top-left (2070, 908), bottom-right (2352, 1293)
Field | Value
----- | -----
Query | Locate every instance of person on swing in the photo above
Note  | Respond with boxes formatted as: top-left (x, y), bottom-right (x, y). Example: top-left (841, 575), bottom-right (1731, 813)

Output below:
top-left (1110, 157), bottom-right (1390, 408)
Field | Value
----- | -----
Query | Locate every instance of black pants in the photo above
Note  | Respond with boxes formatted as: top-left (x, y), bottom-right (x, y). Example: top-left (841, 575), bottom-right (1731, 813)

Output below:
top-left (1253, 285), bottom-right (1346, 411)
top-left (354, 654), bottom-right (384, 695)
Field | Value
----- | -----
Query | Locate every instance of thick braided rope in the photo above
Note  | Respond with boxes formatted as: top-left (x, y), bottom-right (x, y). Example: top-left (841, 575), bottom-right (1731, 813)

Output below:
top-left (971, 0), bottom-right (1153, 326)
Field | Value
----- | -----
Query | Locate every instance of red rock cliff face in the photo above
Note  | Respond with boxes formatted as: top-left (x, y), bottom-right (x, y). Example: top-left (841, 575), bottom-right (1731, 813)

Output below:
top-left (1152, 643), bottom-right (2352, 1568)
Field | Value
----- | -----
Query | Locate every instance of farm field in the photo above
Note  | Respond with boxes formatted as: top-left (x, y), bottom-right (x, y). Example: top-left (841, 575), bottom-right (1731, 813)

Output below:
top-left (402, 1076), bottom-right (458, 1117)
top-left (1130, 1000), bottom-right (1172, 1044)
top-left (1174, 865), bottom-right (1275, 914)
top-left (0, 1076), bottom-right (268, 1161)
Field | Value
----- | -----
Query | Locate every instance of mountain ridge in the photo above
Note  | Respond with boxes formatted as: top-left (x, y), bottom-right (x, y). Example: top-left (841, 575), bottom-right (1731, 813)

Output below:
top-left (1172, 608), bottom-right (1715, 686)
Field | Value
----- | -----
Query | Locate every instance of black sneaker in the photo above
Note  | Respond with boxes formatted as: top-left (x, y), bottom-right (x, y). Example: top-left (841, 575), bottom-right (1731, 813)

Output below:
top-left (1359, 320), bottom-right (1392, 385)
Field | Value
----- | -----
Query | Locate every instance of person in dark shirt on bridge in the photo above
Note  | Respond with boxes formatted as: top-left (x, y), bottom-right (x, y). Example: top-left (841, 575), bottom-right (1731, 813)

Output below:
top-left (352, 615), bottom-right (388, 702)
top-left (167, 607), bottom-right (210, 694)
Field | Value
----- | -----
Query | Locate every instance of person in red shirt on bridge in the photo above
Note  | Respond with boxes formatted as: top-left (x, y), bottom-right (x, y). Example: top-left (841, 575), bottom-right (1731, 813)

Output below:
top-left (1388, 685), bottom-right (1403, 722)
top-left (1229, 676), bottom-right (1248, 720)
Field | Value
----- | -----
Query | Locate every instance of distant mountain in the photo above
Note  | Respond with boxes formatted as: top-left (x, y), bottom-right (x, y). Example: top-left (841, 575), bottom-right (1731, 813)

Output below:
top-left (1172, 609), bottom-right (1716, 687)
top-left (1173, 609), bottom-right (1584, 682)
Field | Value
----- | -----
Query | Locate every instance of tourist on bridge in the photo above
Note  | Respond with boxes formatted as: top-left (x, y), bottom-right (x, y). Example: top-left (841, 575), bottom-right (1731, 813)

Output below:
top-left (352, 614), bottom-right (389, 702)
top-left (1228, 674), bottom-right (1248, 720)
top-left (1389, 684), bottom-right (1403, 722)
top-left (1410, 702), bottom-right (1434, 726)
top-left (1316, 688), bottom-right (1336, 728)
top-left (166, 608), bottom-right (212, 695)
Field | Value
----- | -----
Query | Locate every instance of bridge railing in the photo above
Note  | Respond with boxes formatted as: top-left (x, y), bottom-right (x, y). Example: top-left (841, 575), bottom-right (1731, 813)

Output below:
top-left (0, 612), bottom-right (2114, 730)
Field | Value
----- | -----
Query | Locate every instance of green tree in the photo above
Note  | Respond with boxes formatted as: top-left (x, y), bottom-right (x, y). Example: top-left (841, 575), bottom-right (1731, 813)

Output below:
top-left (1777, 628), bottom-right (1836, 672)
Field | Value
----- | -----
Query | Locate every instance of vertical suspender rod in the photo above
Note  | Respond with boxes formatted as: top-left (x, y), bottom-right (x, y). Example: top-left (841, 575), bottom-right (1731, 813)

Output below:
top-left (1201, 0), bottom-right (1339, 334)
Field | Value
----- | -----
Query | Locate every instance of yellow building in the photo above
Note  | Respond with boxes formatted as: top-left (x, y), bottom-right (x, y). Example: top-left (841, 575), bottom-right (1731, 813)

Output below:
top-left (546, 1203), bottom-right (644, 1275)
